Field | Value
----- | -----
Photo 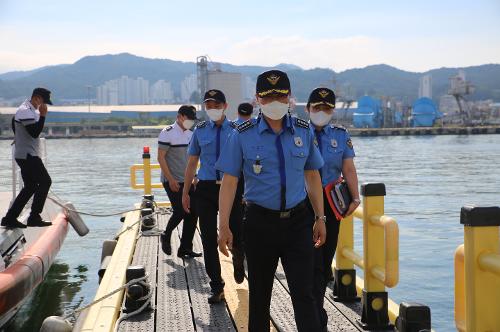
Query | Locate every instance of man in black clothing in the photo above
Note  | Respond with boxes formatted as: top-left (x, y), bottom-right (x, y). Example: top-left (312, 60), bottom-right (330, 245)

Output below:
top-left (1, 88), bottom-right (53, 229)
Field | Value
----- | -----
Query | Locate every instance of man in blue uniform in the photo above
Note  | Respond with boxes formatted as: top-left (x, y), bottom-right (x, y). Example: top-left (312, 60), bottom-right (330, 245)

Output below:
top-left (182, 89), bottom-right (244, 303)
top-left (235, 102), bottom-right (254, 124)
top-left (228, 101), bottom-right (255, 283)
top-left (216, 70), bottom-right (327, 331)
top-left (305, 87), bottom-right (360, 329)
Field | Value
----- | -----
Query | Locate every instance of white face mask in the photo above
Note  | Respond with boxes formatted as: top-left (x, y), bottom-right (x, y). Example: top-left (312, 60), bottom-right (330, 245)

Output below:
top-left (260, 101), bottom-right (289, 120)
top-left (182, 119), bottom-right (194, 130)
top-left (206, 108), bottom-right (223, 121)
top-left (309, 111), bottom-right (333, 127)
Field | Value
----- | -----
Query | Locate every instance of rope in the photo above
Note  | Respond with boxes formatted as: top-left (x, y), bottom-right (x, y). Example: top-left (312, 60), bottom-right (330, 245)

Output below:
top-left (46, 194), bottom-right (158, 217)
top-left (63, 274), bottom-right (150, 321)
top-left (113, 280), bottom-right (155, 332)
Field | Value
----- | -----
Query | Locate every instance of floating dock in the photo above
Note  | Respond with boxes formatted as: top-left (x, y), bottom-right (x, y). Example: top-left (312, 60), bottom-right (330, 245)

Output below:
top-left (79, 208), bottom-right (391, 332)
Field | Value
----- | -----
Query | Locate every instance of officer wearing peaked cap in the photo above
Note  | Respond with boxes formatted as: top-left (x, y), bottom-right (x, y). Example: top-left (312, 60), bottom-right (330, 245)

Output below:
top-left (216, 70), bottom-right (326, 331)
top-left (305, 87), bottom-right (360, 329)
top-left (182, 89), bottom-right (245, 303)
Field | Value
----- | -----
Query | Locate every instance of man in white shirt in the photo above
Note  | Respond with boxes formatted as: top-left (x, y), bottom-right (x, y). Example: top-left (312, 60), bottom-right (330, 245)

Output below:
top-left (157, 105), bottom-right (202, 258)
top-left (1, 88), bottom-right (53, 228)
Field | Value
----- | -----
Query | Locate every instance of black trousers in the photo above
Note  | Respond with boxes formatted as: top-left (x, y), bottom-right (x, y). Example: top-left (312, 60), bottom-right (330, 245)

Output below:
top-left (163, 181), bottom-right (198, 252)
top-left (5, 154), bottom-right (52, 219)
top-left (244, 201), bottom-right (321, 332)
top-left (311, 191), bottom-right (341, 328)
top-left (194, 180), bottom-right (243, 293)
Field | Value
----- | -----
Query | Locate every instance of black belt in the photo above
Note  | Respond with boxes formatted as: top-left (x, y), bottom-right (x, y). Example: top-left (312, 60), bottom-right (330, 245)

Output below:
top-left (198, 180), bottom-right (222, 185)
top-left (245, 200), bottom-right (307, 219)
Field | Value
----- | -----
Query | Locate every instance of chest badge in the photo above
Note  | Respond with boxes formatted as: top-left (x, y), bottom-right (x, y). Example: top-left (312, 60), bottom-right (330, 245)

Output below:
top-left (253, 159), bottom-right (262, 174)
top-left (313, 138), bottom-right (318, 146)
top-left (331, 139), bottom-right (338, 148)
top-left (294, 136), bottom-right (303, 147)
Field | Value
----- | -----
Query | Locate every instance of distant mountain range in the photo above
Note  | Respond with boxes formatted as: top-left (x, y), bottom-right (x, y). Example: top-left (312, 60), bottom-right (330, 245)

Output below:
top-left (1, 53), bottom-right (499, 104)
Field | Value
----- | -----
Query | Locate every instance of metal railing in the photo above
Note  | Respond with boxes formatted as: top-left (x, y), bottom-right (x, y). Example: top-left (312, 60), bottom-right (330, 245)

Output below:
top-left (455, 205), bottom-right (500, 331)
top-left (333, 183), bottom-right (400, 329)
top-left (129, 146), bottom-right (169, 207)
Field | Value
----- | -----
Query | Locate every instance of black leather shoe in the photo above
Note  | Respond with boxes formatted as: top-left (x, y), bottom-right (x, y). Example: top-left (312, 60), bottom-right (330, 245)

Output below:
top-left (26, 215), bottom-right (52, 227)
top-left (232, 248), bottom-right (245, 284)
top-left (177, 249), bottom-right (202, 259)
top-left (207, 290), bottom-right (225, 304)
top-left (161, 232), bottom-right (172, 255)
top-left (1, 217), bottom-right (27, 229)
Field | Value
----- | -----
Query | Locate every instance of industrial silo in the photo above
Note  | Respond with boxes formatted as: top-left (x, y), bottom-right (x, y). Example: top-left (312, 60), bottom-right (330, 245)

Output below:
top-left (411, 97), bottom-right (441, 127)
top-left (353, 96), bottom-right (382, 128)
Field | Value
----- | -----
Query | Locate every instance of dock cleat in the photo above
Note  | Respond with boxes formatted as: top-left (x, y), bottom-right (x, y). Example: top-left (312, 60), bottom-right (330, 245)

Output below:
top-left (1, 217), bottom-right (27, 229)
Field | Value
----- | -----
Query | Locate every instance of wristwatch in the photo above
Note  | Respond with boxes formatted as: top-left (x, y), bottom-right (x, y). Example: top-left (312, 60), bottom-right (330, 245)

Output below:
top-left (315, 215), bottom-right (327, 223)
top-left (353, 198), bottom-right (361, 204)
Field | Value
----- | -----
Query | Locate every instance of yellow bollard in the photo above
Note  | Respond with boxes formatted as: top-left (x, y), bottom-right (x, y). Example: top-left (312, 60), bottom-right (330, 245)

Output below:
top-left (333, 212), bottom-right (360, 301)
top-left (359, 183), bottom-right (392, 330)
top-left (460, 205), bottom-right (500, 331)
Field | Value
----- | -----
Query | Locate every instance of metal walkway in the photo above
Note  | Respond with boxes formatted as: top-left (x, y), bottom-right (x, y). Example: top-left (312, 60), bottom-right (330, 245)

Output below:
top-left (116, 210), bottom-right (369, 332)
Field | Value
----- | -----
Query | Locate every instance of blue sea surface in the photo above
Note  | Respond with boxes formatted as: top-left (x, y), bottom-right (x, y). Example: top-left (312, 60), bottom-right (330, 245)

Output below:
top-left (1, 134), bottom-right (499, 331)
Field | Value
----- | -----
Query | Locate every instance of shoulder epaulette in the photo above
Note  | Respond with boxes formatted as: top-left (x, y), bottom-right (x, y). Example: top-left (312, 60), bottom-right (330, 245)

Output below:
top-left (237, 120), bottom-right (255, 133)
top-left (230, 121), bottom-right (237, 129)
top-left (294, 117), bottom-right (310, 129)
top-left (196, 121), bottom-right (207, 129)
top-left (165, 125), bottom-right (173, 131)
top-left (331, 124), bottom-right (347, 131)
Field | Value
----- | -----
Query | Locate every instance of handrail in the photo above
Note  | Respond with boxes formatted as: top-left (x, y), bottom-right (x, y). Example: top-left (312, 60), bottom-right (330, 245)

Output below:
top-left (370, 214), bottom-right (399, 287)
top-left (454, 205), bottom-right (500, 331)
top-left (478, 252), bottom-right (500, 277)
top-left (130, 164), bottom-right (163, 191)
top-left (333, 183), bottom-right (400, 329)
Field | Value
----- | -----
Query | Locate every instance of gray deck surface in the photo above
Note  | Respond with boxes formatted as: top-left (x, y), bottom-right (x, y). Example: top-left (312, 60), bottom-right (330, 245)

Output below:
top-left (116, 210), bottom-right (366, 331)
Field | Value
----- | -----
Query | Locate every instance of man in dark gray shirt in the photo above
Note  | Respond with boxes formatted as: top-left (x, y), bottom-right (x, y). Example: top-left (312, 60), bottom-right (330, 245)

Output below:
top-left (1, 88), bottom-right (53, 228)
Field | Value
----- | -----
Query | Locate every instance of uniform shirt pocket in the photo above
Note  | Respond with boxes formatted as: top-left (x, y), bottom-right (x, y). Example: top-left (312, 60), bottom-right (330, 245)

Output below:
top-left (325, 146), bottom-right (344, 165)
top-left (290, 148), bottom-right (309, 170)
top-left (244, 149), bottom-right (271, 175)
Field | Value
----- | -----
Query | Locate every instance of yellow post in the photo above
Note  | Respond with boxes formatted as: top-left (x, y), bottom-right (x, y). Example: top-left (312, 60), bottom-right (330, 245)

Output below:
top-left (360, 183), bottom-right (391, 329)
top-left (142, 146), bottom-right (152, 196)
top-left (333, 211), bottom-right (360, 301)
top-left (460, 205), bottom-right (500, 331)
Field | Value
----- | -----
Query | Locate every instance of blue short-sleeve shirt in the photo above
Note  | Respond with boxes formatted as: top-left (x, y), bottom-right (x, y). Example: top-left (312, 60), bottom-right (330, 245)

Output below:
top-left (188, 117), bottom-right (233, 181)
top-left (312, 124), bottom-right (355, 187)
top-left (216, 115), bottom-right (324, 210)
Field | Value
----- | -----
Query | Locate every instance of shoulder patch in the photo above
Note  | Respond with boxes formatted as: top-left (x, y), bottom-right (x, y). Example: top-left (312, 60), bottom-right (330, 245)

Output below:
top-left (196, 121), bottom-right (207, 129)
top-left (237, 119), bottom-right (255, 133)
top-left (331, 124), bottom-right (347, 131)
top-left (294, 117), bottom-right (310, 129)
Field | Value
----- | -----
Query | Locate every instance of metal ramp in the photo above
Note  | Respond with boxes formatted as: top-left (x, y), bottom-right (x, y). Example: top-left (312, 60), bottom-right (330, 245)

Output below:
top-left (116, 211), bottom-right (367, 331)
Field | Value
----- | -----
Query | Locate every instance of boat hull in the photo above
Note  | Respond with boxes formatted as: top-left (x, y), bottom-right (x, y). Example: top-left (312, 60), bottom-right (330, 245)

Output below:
top-left (0, 212), bottom-right (69, 327)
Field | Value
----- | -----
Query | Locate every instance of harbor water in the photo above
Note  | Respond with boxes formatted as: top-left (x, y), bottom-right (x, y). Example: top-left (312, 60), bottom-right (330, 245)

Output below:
top-left (1, 134), bottom-right (499, 331)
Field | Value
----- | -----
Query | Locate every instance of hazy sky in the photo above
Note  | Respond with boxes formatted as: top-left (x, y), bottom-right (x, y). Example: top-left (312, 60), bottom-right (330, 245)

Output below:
top-left (0, 0), bottom-right (499, 74)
